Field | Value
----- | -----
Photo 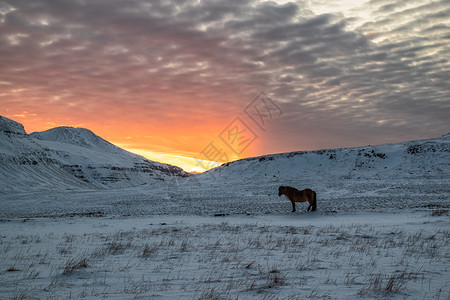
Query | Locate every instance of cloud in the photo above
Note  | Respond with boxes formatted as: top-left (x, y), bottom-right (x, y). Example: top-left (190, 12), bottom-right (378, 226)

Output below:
top-left (0, 0), bottom-right (449, 159)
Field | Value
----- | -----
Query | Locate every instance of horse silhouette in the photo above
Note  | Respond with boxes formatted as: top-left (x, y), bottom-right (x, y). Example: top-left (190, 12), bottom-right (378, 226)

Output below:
top-left (278, 186), bottom-right (317, 212)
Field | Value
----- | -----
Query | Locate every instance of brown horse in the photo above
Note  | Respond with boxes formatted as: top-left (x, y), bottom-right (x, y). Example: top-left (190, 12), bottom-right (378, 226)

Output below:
top-left (278, 186), bottom-right (317, 212)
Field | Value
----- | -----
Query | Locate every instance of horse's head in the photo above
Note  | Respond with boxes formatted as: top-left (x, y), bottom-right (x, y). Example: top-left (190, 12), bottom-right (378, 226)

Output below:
top-left (278, 186), bottom-right (285, 196)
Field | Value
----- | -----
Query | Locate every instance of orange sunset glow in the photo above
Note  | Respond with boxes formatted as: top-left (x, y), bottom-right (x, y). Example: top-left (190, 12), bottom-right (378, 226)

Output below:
top-left (3, 105), bottom-right (261, 173)
top-left (1, 0), bottom-right (449, 172)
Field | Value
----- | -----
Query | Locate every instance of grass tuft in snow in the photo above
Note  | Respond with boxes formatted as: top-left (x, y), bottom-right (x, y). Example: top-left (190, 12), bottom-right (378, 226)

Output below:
top-left (63, 258), bottom-right (89, 275)
top-left (0, 214), bottom-right (448, 299)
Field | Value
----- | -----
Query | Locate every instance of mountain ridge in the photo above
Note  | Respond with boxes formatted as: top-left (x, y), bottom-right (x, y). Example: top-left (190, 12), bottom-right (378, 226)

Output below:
top-left (1, 115), bottom-right (448, 195)
top-left (0, 115), bottom-right (27, 136)
top-left (200, 131), bottom-right (449, 190)
top-left (219, 133), bottom-right (450, 168)
top-left (0, 116), bottom-right (188, 192)
top-left (31, 126), bottom-right (125, 154)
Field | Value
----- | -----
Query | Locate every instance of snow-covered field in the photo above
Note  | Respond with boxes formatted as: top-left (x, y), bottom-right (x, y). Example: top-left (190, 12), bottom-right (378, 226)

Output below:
top-left (1, 182), bottom-right (449, 299)
top-left (1, 211), bottom-right (449, 299)
top-left (1, 117), bottom-right (449, 299)
top-left (1, 175), bottom-right (448, 218)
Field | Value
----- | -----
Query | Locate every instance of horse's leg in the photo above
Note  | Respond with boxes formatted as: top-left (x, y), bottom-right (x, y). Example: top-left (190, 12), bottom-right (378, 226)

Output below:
top-left (307, 201), bottom-right (311, 211)
top-left (312, 192), bottom-right (317, 211)
top-left (291, 201), bottom-right (296, 212)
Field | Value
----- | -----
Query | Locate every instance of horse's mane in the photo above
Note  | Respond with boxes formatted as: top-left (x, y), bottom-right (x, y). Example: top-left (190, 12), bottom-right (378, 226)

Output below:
top-left (280, 186), bottom-right (299, 193)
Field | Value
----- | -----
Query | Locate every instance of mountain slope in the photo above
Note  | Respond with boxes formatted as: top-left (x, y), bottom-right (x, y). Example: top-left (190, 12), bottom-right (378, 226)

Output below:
top-left (0, 116), bottom-right (188, 193)
top-left (205, 134), bottom-right (449, 183)
top-left (0, 116), bottom-right (98, 193)
top-left (31, 126), bottom-right (122, 153)
top-left (30, 127), bottom-right (188, 188)
top-left (189, 134), bottom-right (449, 212)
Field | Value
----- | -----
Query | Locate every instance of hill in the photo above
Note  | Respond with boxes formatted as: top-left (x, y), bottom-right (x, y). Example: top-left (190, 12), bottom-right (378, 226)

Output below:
top-left (183, 133), bottom-right (449, 213)
top-left (206, 133), bottom-right (450, 183)
top-left (0, 116), bottom-right (188, 192)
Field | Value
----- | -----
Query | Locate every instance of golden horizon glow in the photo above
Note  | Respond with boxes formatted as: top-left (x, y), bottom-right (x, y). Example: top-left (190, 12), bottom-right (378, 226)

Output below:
top-left (4, 113), bottom-right (251, 173)
top-left (118, 147), bottom-right (222, 173)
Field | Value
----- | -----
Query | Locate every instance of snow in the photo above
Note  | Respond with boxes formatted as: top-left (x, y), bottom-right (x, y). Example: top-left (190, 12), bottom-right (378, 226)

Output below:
top-left (29, 126), bottom-right (189, 188)
top-left (0, 117), bottom-right (98, 192)
top-left (30, 127), bottom-right (123, 153)
top-left (1, 170), bottom-right (449, 299)
top-left (1, 211), bottom-right (448, 299)
top-left (0, 115), bottom-right (26, 136)
top-left (0, 116), bottom-right (449, 299)
top-left (0, 117), bottom-right (187, 193)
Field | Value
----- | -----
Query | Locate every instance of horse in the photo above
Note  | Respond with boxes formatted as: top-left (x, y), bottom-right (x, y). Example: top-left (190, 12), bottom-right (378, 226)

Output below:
top-left (278, 186), bottom-right (317, 212)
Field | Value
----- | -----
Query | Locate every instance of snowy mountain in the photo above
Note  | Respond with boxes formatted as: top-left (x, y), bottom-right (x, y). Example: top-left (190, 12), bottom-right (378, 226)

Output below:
top-left (30, 127), bottom-right (189, 189)
top-left (189, 133), bottom-right (449, 213)
top-left (31, 126), bottom-right (124, 153)
top-left (0, 116), bottom-right (98, 192)
top-left (0, 116), bottom-right (188, 192)
top-left (204, 134), bottom-right (449, 184)
top-left (2, 113), bottom-right (448, 204)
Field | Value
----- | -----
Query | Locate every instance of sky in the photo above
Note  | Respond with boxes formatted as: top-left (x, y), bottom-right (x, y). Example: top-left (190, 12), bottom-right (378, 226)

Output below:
top-left (1, 0), bottom-right (449, 172)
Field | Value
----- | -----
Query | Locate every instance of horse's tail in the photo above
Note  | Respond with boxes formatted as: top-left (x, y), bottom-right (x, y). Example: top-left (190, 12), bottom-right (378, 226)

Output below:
top-left (312, 191), bottom-right (317, 211)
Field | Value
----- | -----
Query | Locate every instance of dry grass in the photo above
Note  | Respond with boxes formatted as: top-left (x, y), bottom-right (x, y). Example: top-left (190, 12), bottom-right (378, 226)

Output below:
top-left (63, 258), bottom-right (89, 275)
top-left (431, 209), bottom-right (449, 217)
top-left (1, 218), bottom-right (449, 299)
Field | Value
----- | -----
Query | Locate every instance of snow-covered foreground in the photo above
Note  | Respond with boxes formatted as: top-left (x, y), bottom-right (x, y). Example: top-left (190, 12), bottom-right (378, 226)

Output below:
top-left (1, 174), bottom-right (449, 219)
top-left (1, 210), bottom-right (448, 299)
top-left (1, 117), bottom-right (448, 298)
